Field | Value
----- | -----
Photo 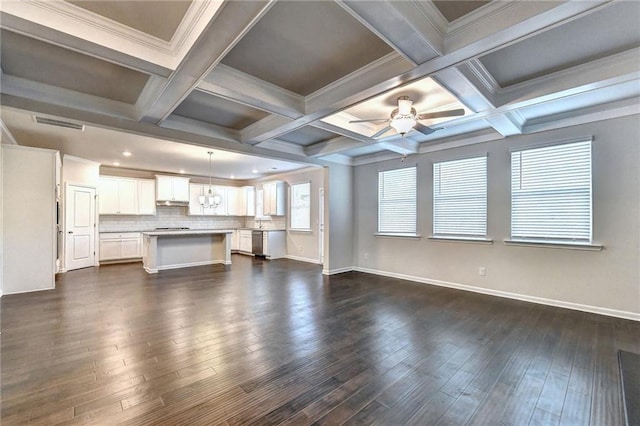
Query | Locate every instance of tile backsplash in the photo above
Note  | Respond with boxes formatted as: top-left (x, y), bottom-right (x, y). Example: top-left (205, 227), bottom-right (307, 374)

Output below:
top-left (99, 206), bottom-right (286, 232)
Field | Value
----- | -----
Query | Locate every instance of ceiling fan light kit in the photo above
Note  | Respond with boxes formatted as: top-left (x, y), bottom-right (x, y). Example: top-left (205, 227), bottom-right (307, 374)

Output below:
top-left (351, 95), bottom-right (465, 138)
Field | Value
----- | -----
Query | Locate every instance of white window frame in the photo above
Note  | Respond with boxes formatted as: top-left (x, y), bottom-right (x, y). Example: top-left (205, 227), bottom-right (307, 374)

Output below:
top-left (290, 181), bottom-right (311, 231)
top-left (377, 166), bottom-right (417, 236)
top-left (432, 155), bottom-right (488, 240)
top-left (509, 138), bottom-right (593, 245)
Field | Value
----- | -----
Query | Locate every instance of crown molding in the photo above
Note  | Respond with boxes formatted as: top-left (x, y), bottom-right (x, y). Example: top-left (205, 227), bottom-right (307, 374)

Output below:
top-left (0, 119), bottom-right (19, 145)
top-left (1, 0), bottom-right (224, 70)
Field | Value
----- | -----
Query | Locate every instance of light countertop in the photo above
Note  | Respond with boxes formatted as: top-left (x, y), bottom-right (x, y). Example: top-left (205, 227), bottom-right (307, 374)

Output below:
top-left (142, 229), bottom-right (234, 236)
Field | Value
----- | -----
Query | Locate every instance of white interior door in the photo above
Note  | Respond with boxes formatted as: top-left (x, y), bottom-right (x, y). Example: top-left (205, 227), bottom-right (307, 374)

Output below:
top-left (65, 184), bottom-right (96, 271)
top-left (319, 187), bottom-right (324, 265)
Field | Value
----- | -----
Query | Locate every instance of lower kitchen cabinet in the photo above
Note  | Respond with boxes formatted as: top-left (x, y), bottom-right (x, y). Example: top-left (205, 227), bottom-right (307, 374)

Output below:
top-left (238, 230), bottom-right (252, 253)
top-left (99, 232), bottom-right (142, 262)
top-left (263, 230), bottom-right (286, 259)
top-left (230, 230), bottom-right (239, 251)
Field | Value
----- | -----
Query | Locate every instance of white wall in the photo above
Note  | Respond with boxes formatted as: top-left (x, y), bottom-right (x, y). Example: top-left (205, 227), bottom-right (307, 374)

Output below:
top-left (325, 163), bottom-right (354, 273)
top-left (2, 145), bottom-right (58, 294)
top-left (63, 154), bottom-right (100, 187)
top-left (353, 115), bottom-right (640, 318)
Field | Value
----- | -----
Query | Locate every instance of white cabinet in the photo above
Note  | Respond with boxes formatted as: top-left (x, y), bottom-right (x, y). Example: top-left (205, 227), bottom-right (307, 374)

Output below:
top-left (156, 175), bottom-right (190, 202)
top-left (99, 232), bottom-right (141, 261)
top-left (238, 186), bottom-right (255, 216)
top-left (239, 230), bottom-right (252, 253)
top-left (230, 230), bottom-right (239, 251)
top-left (99, 176), bottom-right (138, 215)
top-left (263, 181), bottom-right (286, 216)
top-left (227, 187), bottom-right (239, 216)
top-left (188, 183), bottom-right (227, 216)
top-left (189, 183), bottom-right (204, 215)
top-left (137, 179), bottom-right (156, 215)
top-left (263, 230), bottom-right (286, 259)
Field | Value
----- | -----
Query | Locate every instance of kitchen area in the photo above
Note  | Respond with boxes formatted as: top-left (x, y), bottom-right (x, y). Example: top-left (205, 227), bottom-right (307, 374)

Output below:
top-left (98, 173), bottom-right (289, 273)
top-left (1, 137), bottom-right (324, 296)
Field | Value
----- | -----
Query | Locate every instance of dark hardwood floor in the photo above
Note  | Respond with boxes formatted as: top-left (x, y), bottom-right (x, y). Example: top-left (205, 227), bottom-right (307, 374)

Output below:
top-left (1, 255), bottom-right (637, 425)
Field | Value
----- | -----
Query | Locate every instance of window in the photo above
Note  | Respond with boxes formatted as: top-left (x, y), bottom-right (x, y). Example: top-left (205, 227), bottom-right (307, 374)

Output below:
top-left (378, 166), bottom-right (417, 235)
top-left (511, 140), bottom-right (592, 243)
top-left (433, 156), bottom-right (487, 238)
top-left (290, 182), bottom-right (311, 230)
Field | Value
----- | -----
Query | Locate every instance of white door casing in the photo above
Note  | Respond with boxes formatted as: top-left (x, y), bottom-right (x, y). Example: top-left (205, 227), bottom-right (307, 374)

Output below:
top-left (319, 187), bottom-right (325, 265)
top-left (65, 184), bottom-right (96, 271)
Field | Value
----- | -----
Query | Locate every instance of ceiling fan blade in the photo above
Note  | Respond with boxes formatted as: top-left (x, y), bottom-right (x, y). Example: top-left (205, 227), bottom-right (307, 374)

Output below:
top-left (417, 108), bottom-right (465, 120)
top-left (371, 126), bottom-right (392, 139)
top-left (414, 122), bottom-right (437, 136)
top-left (348, 118), bottom-right (390, 123)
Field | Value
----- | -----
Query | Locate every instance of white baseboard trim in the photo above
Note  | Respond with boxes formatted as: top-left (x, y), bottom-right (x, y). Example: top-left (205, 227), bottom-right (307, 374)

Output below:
top-left (322, 266), bottom-right (354, 275)
top-left (2, 286), bottom-right (55, 296)
top-left (285, 255), bottom-right (322, 264)
top-left (354, 266), bottom-right (640, 322)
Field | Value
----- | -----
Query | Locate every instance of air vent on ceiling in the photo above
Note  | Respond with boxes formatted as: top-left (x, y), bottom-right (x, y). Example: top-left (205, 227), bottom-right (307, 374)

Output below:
top-left (33, 116), bottom-right (85, 131)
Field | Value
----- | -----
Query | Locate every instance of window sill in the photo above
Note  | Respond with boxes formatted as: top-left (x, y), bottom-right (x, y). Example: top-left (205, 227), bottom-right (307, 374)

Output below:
top-left (289, 229), bottom-right (312, 233)
top-left (428, 236), bottom-right (494, 245)
top-left (504, 239), bottom-right (603, 251)
top-left (374, 233), bottom-right (422, 239)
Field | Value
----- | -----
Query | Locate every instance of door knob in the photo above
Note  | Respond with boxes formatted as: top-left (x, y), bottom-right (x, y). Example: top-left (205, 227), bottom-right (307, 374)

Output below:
top-left (68, 231), bottom-right (74, 234)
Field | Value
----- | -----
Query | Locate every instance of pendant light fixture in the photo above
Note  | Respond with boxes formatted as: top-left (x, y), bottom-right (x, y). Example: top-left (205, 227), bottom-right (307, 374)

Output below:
top-left (199, 151), bottom-right (221, 208)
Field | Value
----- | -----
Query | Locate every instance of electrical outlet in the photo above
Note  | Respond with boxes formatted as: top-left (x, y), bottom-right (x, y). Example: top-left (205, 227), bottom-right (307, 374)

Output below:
top-left (363, 252), bottom-right (369, 260)
top-left (479, 267), bottom-right (486, 276)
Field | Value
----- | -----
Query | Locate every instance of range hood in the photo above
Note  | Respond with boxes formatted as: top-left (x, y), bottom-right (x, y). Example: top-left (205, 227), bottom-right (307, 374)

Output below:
top-left (156, 200), bottom-right (189, 207)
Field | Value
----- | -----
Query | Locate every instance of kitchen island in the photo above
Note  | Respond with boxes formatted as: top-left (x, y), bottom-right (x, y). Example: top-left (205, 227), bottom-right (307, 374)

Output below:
top-left (142, 229), bottom-right (233, 274)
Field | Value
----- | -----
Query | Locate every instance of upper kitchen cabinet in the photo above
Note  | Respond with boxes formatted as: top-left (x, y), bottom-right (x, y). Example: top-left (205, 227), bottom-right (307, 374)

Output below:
top-left (156, 175), bottom-right (190, 203)
top-left (238, 186), bottom-right (256, 216)
top-left (99, 176), bottom-right (155, 215)
top-left (137, 179), bottom-right (156, 215)
top-left (263, 181), bottom-right (286, 216)
top-left (99, 176), bottom-right (137, 215)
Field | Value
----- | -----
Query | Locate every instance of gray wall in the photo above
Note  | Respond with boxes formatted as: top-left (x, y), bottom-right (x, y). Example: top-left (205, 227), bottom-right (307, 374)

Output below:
top-left (353, 115), bottom-right (640, 316)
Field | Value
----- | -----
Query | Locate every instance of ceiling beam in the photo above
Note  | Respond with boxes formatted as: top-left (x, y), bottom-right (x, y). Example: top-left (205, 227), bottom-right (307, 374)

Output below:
top-left (378, 139), bottom-right (419, 156)
top-left (235, 1), bottom-right (611, 151)
top-left (198, 64), bottom-right (305, 119)
top-left (305, 136), bottom-right (364, 158)
top-left (140, 0), bottom-right (275, 124)
top-left (484, 111), bottom-right (524, 137)
top-left (337, 0), bottom-right (445, 65)
top-left (1, 93), bottom-right (320, 168)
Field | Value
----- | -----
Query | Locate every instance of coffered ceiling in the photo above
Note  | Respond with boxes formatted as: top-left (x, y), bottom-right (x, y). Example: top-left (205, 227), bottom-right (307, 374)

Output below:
top-left (1, 0), bottom-right (638, 175)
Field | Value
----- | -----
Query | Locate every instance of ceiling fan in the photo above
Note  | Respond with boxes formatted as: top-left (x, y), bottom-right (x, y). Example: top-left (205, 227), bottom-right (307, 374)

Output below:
top-left (349, 96), bottom-right (465, 138)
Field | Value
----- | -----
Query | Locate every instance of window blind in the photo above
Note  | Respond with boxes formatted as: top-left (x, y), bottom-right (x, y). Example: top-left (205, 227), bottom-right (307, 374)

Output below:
top-left (378, 167), bottom-right (417, 234)
top-left (511, 140), bottom-right (592, 242)
top-left (433, 156), bottom-right (487, 237)
top-left (290, 182), bottom-right (311, 230)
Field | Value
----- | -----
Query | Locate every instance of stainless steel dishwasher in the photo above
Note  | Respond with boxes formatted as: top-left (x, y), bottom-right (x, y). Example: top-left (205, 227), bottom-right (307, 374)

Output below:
top-left (252, 230), bottom-right (264, 256)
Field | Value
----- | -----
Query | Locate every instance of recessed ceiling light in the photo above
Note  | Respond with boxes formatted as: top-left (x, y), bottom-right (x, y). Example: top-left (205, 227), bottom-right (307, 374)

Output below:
top-left (252, 169), bottom-right (258, 174)
top-left (122, 151), bottom-right (132, 157)
top-left (113, 161), bottom-right (120, 166)
top-left (179, 169), bottom-right (185, 174)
